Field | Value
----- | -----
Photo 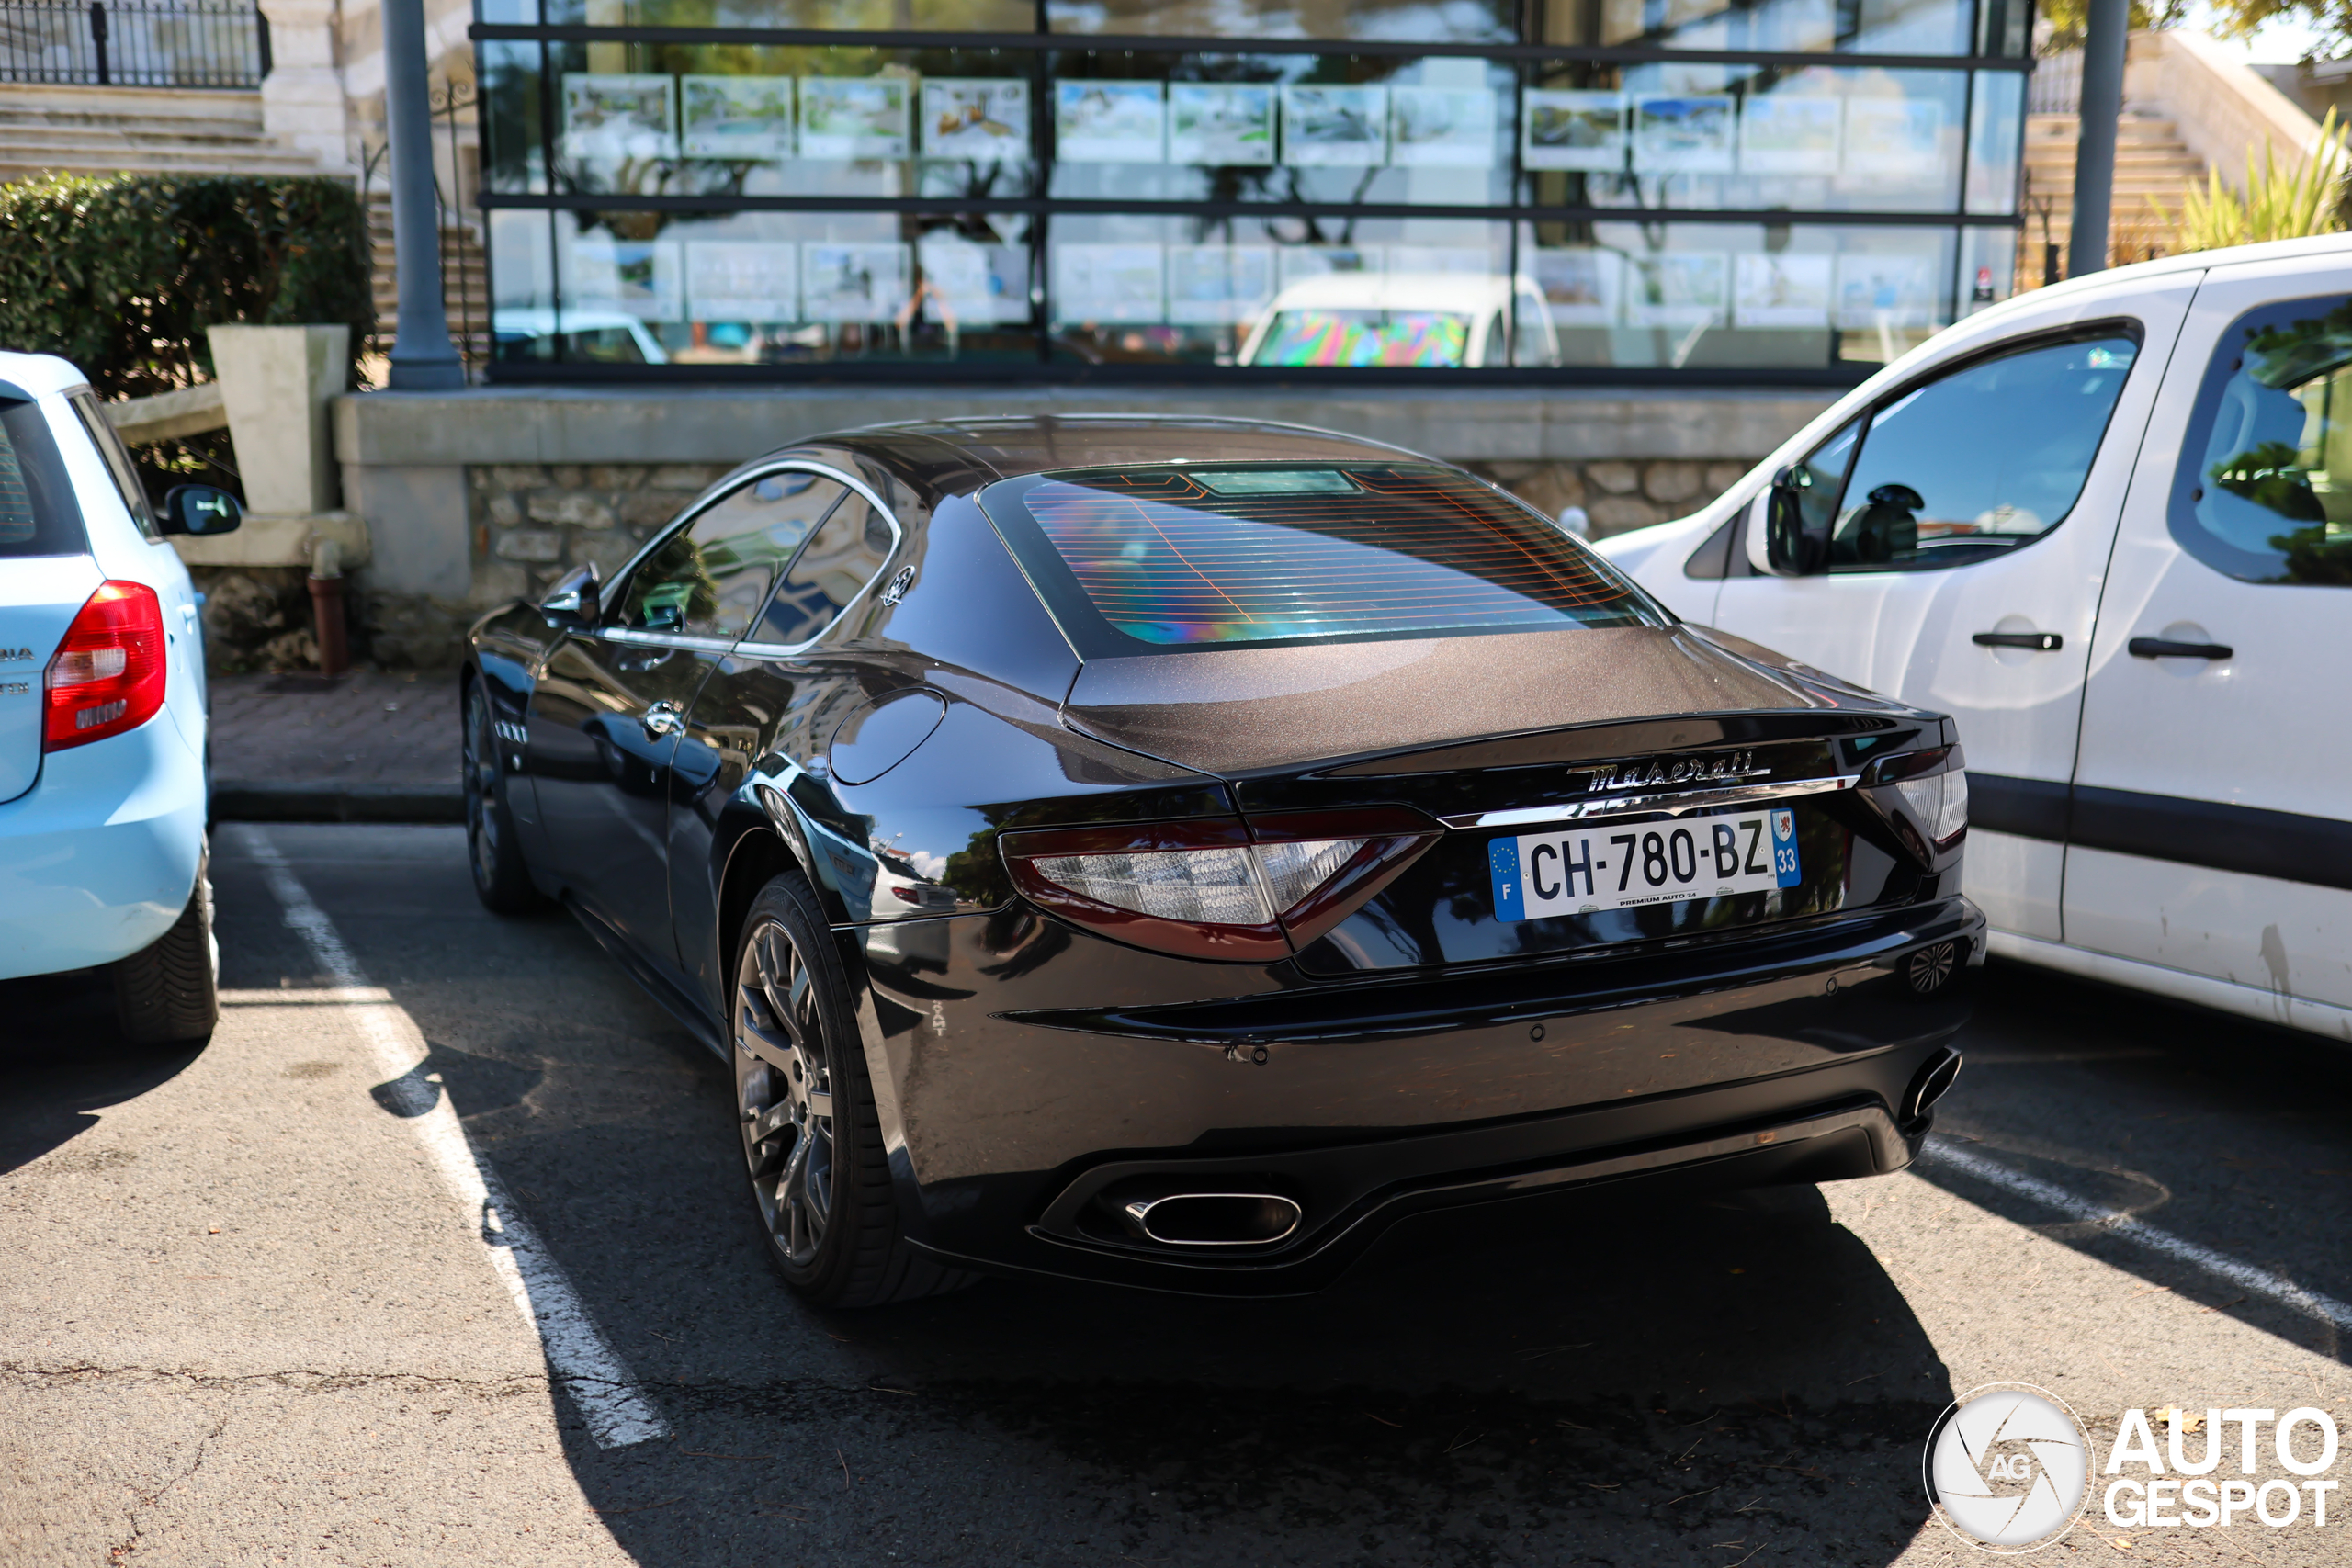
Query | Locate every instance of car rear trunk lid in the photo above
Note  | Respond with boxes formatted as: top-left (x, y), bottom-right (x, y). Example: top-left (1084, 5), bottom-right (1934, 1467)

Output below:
top-left (0, 554), bottom-right (103, 805)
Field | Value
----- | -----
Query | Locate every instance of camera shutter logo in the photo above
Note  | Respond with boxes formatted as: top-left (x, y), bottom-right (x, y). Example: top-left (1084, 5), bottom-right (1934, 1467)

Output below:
top-left (1925, 1382), bottom-right (2090, 1552)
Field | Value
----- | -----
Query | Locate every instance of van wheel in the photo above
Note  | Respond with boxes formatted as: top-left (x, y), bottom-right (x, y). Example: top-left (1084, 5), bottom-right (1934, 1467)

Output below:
top-left (115, 848), bottom-right (219, 1045)
top-left (731, 870), bottom-right (975, 1308)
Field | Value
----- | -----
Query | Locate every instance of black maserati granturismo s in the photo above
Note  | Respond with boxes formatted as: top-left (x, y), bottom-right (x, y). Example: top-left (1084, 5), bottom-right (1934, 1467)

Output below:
top-left (461, 415), bottom-right (1980, 1306)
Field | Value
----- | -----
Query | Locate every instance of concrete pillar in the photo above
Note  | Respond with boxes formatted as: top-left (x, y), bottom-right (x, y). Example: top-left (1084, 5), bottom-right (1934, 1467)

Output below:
top-left (208, 324), bottom-right (350, 514)
top-left (256, 0), bottom-right (355, 173)
top-left (380, 0), bottom-right (464, 389)
top-left (2070, 0), bottom-right (2129, 277)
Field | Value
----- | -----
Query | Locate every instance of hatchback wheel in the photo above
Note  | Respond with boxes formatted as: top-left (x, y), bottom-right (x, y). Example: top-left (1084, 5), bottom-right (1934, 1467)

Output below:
top-left (463, 681), bottom-right (541, 914)
top-left (114, 845), bottom-right (218, 1044)
top-left (732, 872), bottom-right (972, 1307)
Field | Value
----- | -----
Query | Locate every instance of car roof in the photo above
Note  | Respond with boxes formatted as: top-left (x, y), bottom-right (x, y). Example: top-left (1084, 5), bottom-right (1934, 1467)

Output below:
top-left (0, 352), bottom-right (91, 399)
top-left (808, 414), bottom-right (1433, 491)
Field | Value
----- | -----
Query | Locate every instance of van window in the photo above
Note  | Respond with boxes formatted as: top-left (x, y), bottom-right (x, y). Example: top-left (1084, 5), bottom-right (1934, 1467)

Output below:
top-left (1826, 332), bottom-right (2138, 572)
top-left (2170, 293), bottom-right (2352, 586)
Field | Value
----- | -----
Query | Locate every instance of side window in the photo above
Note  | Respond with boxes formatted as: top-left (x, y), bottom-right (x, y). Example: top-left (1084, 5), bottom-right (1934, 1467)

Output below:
top-left (1823, 333), bottom-right (2138, 572)
top-left (754, 488), bottom-right (899, 646)
top-left (67, 391), bottom-right (163, 543)
top-left (614, 469), bottom-right (845, 639)
top-left (2171, 293), bottom-right (2352, 586)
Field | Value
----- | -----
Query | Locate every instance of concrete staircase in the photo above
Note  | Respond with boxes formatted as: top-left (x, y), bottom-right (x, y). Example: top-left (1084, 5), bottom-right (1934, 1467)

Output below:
top-left (2017, 111), bottom-right (2208, 282)
top-left (366, 192), bottom-right (491, 362)
top-left (0, 83), bottom-right (328, 183)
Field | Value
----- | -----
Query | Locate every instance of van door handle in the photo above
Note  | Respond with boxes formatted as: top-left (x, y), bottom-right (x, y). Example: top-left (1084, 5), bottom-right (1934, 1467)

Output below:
top-left (2128, 637), bottom-right (2233, 660)
top-left (1972, 631), bottom-right (2063, 651)
top-left (641, 701), bottom-right (685, 737)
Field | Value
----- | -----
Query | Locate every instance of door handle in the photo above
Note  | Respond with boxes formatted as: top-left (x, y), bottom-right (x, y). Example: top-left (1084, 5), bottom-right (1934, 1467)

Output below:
top-left (1972, 631), bottom-right (2063, 651)
top-left (641, 701), bottom-right (684, 737)
top-left (2127, 637), bottom-right (2233, 660)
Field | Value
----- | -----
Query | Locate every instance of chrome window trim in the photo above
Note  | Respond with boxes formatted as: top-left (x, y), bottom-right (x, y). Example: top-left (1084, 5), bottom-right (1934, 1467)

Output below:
top-left (728, 461), bottom-right (908, 660)
top-left (590, 457), bottom-right (903, 657)
top-left (1440, 773), bottom-right (1860, 829)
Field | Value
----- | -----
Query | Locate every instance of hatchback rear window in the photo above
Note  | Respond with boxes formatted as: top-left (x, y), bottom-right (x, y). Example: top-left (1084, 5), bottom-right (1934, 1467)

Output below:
top-left (978, 463), bottom-right (1663, 654)
top-left (0, 399), bottom-right (86, 559)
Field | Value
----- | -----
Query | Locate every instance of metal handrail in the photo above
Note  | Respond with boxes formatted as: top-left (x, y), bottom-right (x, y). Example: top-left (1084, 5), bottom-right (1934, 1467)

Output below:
top-left (0, 0), bottom-right (265, 87)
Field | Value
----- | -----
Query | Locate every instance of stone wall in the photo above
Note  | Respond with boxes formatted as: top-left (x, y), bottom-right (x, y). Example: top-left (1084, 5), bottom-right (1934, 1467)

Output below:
top-left (322, 385), bottom-right (1835, 670)
top-left (201, 451), bottom-right (1761, 674)
top-left (1462, 457), bottom-right (1756, 538)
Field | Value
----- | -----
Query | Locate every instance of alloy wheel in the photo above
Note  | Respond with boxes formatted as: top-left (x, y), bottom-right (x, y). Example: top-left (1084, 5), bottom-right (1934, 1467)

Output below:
top-left (462, 687), bottom-right (502, 892)
top-left (735, 918), bottom-right (836, 1266)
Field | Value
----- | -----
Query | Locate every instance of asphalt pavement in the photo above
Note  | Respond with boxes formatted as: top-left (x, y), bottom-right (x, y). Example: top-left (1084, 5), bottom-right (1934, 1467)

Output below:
top-left (4, 823), bottom-right (2349, 1566)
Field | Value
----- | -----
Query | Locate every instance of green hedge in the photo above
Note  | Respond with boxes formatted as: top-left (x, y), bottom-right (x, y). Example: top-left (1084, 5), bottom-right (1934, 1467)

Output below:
top-left (0, 174), bottom-right (374, 400)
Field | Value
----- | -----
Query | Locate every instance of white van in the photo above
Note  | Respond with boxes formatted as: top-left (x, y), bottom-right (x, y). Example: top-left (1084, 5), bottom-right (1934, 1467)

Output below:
top-left (1599, 232), bottom-right (2352, 1039)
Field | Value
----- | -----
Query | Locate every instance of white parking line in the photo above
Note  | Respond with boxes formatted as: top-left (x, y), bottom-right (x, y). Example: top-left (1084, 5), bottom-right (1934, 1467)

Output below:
top-left (230, 824), bottom-right (672, 1450)
top-left (1925, 1136), bottom-right (2352, 1333)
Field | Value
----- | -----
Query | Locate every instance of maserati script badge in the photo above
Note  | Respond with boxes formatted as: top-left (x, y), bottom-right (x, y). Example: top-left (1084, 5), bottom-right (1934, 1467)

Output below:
top-left (1582, 750), bottom-right (1766, 793)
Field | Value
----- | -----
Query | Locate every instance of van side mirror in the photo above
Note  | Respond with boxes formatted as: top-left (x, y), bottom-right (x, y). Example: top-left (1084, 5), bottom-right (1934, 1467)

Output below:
top-left (539, 561), bottom-right (600, 626)
top-left (161, 484), bottom-right (241, 536)
top-left (1763, 466), bottom-right (1817, 577)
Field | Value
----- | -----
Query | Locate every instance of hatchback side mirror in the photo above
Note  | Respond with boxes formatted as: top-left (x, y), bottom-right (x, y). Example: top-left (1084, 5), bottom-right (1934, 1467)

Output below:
top-left (161, 484), bottom-right (241, 536)
top-left (539, 561), bottom-right (600, 626)
top-left (1763, 466), bottom-right (1818, 577)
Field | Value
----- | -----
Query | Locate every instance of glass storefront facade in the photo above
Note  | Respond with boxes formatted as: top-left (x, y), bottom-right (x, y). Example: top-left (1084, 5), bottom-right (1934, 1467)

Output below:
top-left (472, 0), bottom-right (2031, 381)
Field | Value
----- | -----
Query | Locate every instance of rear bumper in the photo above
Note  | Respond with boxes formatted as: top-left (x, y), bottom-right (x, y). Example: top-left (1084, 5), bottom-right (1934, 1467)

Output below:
top-left (0, 716), bottom-right (205, 981)
top-left (855, 892), bottom-right (1983, 1294)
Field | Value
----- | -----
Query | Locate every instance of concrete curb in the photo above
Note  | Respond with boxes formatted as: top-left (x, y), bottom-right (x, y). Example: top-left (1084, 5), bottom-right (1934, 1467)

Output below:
top-left (212, 782), bottom-right (465, 824)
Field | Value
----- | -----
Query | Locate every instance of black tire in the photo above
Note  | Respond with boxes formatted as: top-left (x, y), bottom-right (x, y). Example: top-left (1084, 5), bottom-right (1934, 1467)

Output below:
top-left (464, 678), bottom-right (543, 915)
top-left (114, 846), bottom-right (218, 1045)
top-left (732, 871), bottom-right (974, 1308)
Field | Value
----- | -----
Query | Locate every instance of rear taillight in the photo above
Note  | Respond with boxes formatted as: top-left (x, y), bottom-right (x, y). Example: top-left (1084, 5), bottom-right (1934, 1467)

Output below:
top-left (1864, 745), bottom-right (1967, 854)
top-left (1001, 808), bottom-right (1442, 962)
top-left (44, 581), bottom-right (167, 751)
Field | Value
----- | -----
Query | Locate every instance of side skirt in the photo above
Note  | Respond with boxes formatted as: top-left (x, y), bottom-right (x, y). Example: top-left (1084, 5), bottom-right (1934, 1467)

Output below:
top-left (1986, 928), bottom-right (2352, 1045)
top-left (563, 896), bottom-right (728, 1059)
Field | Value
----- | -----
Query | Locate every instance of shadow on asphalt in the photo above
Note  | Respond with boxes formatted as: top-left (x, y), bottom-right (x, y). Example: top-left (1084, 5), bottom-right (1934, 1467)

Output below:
top-left (0, 969), bottom-right (208, 1175)
top-left (206, 824), bottom-right (1954, 1566)
top-left (1917, 960), bottom-right (2352, 1367)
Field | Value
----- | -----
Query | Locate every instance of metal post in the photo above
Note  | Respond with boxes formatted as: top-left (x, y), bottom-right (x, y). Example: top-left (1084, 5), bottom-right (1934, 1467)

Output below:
top-left (380, 0), bottom-right (463, 389)
top-left (87, 2), bottom-right (107, 86)
top-left (2069, 0), bottom-right (2128, 278)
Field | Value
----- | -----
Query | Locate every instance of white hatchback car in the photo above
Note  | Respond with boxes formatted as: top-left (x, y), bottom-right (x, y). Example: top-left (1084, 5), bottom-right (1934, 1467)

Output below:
top-left (0, 352), bottom-right (242, 1042)
top-left (1600, 232), bottom-right (2352, 1039)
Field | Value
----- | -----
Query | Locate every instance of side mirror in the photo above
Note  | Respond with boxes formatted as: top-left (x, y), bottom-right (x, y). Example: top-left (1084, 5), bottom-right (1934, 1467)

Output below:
top-left (1763, 466), bottom-right (1816, 577)
top-left (539, 561), bottom-right (601, 626)
top-left (161, 484), bottom-right (241, 537)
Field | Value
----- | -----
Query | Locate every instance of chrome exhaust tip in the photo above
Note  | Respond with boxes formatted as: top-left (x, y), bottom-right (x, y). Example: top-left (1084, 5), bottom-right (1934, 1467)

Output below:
top-left (1904, 1047), bottom-right (1963, 1122)
top-left (1117, 1192), bottom-right (1302, 1247)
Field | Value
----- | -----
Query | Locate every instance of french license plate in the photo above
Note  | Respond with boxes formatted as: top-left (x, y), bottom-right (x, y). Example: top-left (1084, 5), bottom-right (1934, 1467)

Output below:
top-left (1488, 808), bottom-right (1802, 921)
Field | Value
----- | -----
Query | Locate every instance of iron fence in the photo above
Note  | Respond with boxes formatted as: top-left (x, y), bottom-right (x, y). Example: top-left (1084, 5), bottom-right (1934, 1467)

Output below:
top-left (2030, 49), bottom-right (2083, 115)
top-left (0, 0), bottom-right (267, 87)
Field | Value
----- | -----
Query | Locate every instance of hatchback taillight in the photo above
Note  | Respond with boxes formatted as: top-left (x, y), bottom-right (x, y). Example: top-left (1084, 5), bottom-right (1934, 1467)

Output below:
top-left (44, 581), bottom-right (167, 751)
top-left (1001, 808), bottom-right (1442, 962)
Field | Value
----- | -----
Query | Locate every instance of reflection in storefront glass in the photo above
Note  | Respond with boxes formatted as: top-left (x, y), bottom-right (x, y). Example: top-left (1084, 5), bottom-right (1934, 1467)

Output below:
top-left (1046, 0), bottom-right (1514, 42)
top-left (477, 0), bottom-right (2024, 374)
top-left (492, 208), bottom-right (1039, 367)
top-left (1532, 0), bottom-right (1968, 54)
